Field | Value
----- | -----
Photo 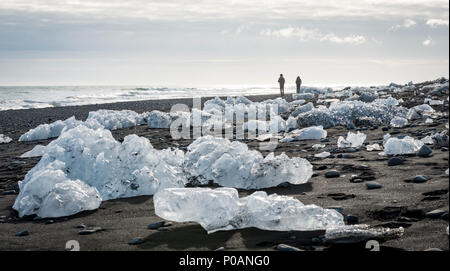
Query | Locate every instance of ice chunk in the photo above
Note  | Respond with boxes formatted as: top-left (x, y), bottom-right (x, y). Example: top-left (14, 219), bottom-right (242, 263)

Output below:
top-left (281, 126), bottom-right (327, 142)
top-left (366, 143), bottom-right (382, 152)
top-left (296, 100), bottom-right (407, 129)
top-left (383, 136), bottom-right (424, 155)
top-left (291, 102), bottom-right (314, 117)
top-left (375, 96), bottom-right (399, 106)
top-left (19, 116), bottom-right (85, 141)
top-left (14, 125), bottom-right (187, 218)
top-left (424, 98), bottom-right (444, 105)
top-left (421, 136), bottom-right (434, 145)
top-left (312, 144), bottom-right (325, 150)
top-left (146, 110), bottom-right (173, 128)
top-left (21, 145), bottom-right (47, 158)
top-left (390, 116), bottom-right (408, 128)
top-left (446, 168), bottom-right (449, 175)
top-left (285, 116), bottom-right (298, 131)
top-left (324, 224), bottom-right (404, 244)
top-left (425, 118), bottom-right (433, 124)
top-left (337, 131), bottom-right (366, 148)
top-left (184, 136), bottom-right (313, 189)
top-left (37, 180), bottom-right (102, 218)
top-left (292, 93), bottom-right (315, 100)
top-left (154, 188), bottom-right (345, 233)
top-left (314, 151), bottom-right (331, 158)
top-left (87, 109), bottom-right (146, 130)
top-left (0, 134), bottom-right (12, 144)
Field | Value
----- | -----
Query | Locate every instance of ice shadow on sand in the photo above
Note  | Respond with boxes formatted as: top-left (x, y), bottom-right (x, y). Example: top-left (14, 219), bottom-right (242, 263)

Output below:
top-left (137, 224), bottom-right (324, 250)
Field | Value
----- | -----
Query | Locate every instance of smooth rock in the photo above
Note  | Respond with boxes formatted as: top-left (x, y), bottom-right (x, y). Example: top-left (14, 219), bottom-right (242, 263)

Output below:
top-left (425, 209), bottom-right (447, 219)
top-left (325, 171), bottom-right (340, 178)
top-left (346, 215), bottom-right (359, 225)
top-left (147, 221), bottom-right (166, 230)
top-left (388, 157), bottom-right (404, 166)
top-left (276, 244), bottom-right (303, 251)
top-left (412, 175), bottom-right (428, 183)
top-left (417, 145), bottom-right (432, 157)
top-left (366, 181), bottom-right (382, 190)
top-left (128, 237), bottom-right (144, 245)
top-left (15, 230), bottom-right (29, 237)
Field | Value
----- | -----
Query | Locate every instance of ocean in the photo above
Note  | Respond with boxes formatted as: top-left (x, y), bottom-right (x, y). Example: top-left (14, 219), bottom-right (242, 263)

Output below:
top-left (0, 84), bottom-right (351, 111)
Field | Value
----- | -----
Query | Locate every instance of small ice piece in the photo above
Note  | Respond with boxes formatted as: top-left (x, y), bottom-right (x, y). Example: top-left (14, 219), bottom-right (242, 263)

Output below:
top-left (312, 144), bottom-right (325, 150)
top-left (390, 116), bottom-right (408, 128)
top-left (366, 143), bottom-right (382, 152)
top-left (154, 188), bottom-right (345, 233)
top-left (383, 136), bottom-right (424, 155)
top-left (424, 98), bottom-right (444, 105)
top-left (337, 131), bottom-right (366, 148)
top-left (285, 116), bottom-right (298, 131)
top-left (292, 93), bottom-right (315, 100)
top-left (21, 145), bottom-right (47, 158)
top-left (425, 118), bottom-right (433, 124)
top-left (291, 102), bottom-right (314, 117)
top-left (375, 96), bottom-right (399, 106)
top-left (421, 136), bottom-right (434, 145)
top-left (314, 151), bottom-right (331, 158)
top-left (0, 134), bottom-right (12, 144)
top-left (290, 99), bottom-right (306, 105)
top-left (445, 168), bottom-right (449, 175)
top-left (281, 126), bottom-right (327, 142)
top-left (184, 136), bottom-right (313, 189)
top-left (324, 224), bottom-right (404, 244)
top-left (146, 110), bottom-right (173, 128)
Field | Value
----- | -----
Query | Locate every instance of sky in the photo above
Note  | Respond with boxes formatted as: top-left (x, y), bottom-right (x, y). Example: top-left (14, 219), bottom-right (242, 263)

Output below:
top-left (0, 0), bottom-right (448, 86)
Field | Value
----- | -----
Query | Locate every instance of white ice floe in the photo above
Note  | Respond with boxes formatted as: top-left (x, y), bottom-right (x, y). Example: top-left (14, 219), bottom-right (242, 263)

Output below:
top-left (425, 118), bottom-right (433, 124)
top-left (366, 143), bottom-right (382, 152)
top-left (184, 136), bottom-right (313, 189)
top-left (0, 134), bottom-right (12, 144)
top-left (281, 126), bottom-right (327, 143)
top-left (14, 125), bottom-right (187, 218)
top-left (383, 135), bottom-right (424, 155)
top-left (154, 188), bottom-right (344, 233)
top-left (390, 116), bottom-right (408, 128)
top-left (337, 131), bottom-right (366, 148)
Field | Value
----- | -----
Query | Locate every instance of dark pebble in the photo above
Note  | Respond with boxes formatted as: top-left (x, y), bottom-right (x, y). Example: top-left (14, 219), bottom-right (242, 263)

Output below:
top-left (388, 157), bottom-right (404, 166)
top-left (1, 190), bottom-right (16, 196)
top-left (15, 230), bottom-right (29, 237)
top-left (147, 221), bottom-right (166, 230)
top-left (325, 171), bottom-right (340, 178)
top-left (128, 237), bottom-right (144, 245)
top-left (412, 175), bottom-right (428, 183)
top-left (366, 181), bottom-right (382, 189)
top-left (417, 145), bottom-right (432, 157)
top-left (425, 209), bottom-right (447, 219)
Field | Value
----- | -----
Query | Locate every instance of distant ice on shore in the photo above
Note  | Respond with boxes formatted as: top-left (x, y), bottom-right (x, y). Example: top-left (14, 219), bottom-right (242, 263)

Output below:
top-left (0, 134), bottom-right (12, 144)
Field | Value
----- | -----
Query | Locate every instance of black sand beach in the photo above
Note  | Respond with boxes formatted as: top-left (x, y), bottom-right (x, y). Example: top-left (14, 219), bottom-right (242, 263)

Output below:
top-left (0, 90), bottom-right (448, 251)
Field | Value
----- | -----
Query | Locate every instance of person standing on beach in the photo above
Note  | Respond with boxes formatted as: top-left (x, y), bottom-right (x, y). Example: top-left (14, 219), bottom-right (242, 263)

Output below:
top-left (278, 74), bottom-right (285, 97)
top-left (296, 76), bottom-right (302, 93)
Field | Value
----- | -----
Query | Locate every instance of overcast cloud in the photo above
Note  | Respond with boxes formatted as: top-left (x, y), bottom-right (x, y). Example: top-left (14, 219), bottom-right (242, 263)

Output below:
top-left (0, 0), bottom-right (448, 86)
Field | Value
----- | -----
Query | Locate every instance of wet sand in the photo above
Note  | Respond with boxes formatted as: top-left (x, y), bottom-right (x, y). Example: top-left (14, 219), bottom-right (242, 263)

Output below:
top-left (0, 91), bottom-right (448, 251)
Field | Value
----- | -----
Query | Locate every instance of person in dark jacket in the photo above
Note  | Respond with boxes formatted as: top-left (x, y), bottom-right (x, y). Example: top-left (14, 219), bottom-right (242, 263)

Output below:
top-left (278, 74), bottom-right (285, 97)
top-left (296, 76), bottom-right (302, 93)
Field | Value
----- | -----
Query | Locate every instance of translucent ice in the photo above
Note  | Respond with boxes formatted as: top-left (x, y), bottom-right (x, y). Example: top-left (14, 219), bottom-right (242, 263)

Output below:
top-left (337, 131), bottom-right (366, 148)
top-left (19, 116), bottom-right (85, 141)
top-left (184, 136), bottom-right (313, 189)
top-left (383, 136), bottom-right (424, 155)
top-left (281, 126), bottom-right (327, 143)
top-left (295, 100), bottom-right (407, 129)
top-left (0, 134), bottom-right (12, 144)
top-left (14, 125), bottom-right (187, 218)
top-left (154, 188), bottom-right (345, 233)
top-left (366, 143), bottom-right (382, 152)
top-left (390, 116), bottom-right (408, 128)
